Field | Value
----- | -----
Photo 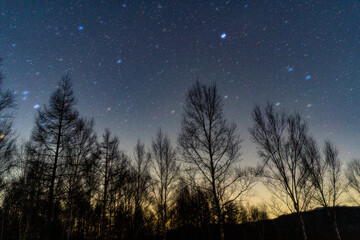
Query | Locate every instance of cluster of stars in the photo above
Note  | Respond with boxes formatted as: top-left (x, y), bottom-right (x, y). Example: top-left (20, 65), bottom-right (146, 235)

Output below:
top-left (1, 0), bottom-right (358, 162)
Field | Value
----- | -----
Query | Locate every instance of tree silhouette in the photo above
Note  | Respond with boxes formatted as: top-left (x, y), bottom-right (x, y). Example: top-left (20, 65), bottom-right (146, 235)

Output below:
top-left (346, 159), bottom-right (360, 204)
top-left (61, 118), bottom-right (97, 240)
top-left (0, 67), bottom-right (359, 240)
top-left (173, 182), bottom-right (211, 238)
top-left (132, 140), bottom-right (152, 239)
top-left (302, 139), bottom-right (345, 240)
top-left (97, 128), bottom-right (123, 237)
top-left (151, 129), bottom-right (179, 240)
top-left (249, 103), bottom-right (312, 240)
top-left (30, 74), bottom-right (79, 238)
top-left (178, 81), bottom-right (259, 240)
top-left (0, 58), bottom-right (16, 191)
top-left (0, 58), bottom-right (16, 240)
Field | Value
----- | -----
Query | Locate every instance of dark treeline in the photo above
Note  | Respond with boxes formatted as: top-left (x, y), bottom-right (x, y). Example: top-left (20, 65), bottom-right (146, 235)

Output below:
top-left (0, 64), bottom-right (360, 240)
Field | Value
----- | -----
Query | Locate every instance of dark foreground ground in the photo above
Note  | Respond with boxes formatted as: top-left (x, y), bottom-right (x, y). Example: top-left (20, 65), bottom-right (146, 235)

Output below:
top-left (165, 206), bottom-right (360, 240)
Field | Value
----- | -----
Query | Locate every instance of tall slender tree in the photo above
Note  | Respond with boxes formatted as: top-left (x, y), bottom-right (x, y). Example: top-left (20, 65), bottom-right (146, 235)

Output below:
top-left (0, 58), bottom-right (16, 240)
top-left (249, 103), bottom-right (312, 240)
top-left (31, 74), bottom-right (79, 236)
top-left (346, 158), bottom-right (360, 204)
top-left (302, 139), bottom-right (345, 240)
top-left (151, 129), bottom-right (179, 240)
top-left (62, 118), bottom-right (97, 240)
top-left (178, 81), bottom-right (259, 240)
top-left (97, 128), bottom-right (122, 237)
top-left (0, 58), bottom-right (16, 191)
top-left (131, 140), bottom-right (152, 239)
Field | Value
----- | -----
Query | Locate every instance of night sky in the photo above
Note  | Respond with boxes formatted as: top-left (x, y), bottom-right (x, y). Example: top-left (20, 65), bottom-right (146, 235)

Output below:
top-left (1, 1), bottom-right (360, 165)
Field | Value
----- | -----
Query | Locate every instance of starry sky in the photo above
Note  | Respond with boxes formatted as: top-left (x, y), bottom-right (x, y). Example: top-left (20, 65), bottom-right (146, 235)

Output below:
top-left (1, 1), bottom-right (360, 164)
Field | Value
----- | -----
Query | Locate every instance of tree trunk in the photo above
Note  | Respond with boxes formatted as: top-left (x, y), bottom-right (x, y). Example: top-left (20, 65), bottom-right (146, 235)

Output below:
top-left (333, 222), bottom-right (341, 240)
top-left (331, 209), bottom-right (342, 240)
top-left (219, 218), bottom-right (225, 240)
top-left (163, 201), bottom-right (167, 240)
top-left (19, 211), bottom-right (23, 240)
top-left (66, 202), bottom-right (73, 240)
top-left (212, 179), bottom-right (225, 240)
top-left (102, 151), bottom-right (109, 237)
top-left (213, 189), bottom-right (225, 240)
top-left (298, 214), bottom-right (307, 240)
top-left (48, 127), bottom-right (62, 225)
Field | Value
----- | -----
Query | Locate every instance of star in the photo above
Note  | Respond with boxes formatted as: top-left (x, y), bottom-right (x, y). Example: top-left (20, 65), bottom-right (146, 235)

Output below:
top-left (306, 75), bottom-right (311, 80)
top-left (221, 33), bottom-right (227, 39)
top-left (117, 59), bottom-right (122, 64)
top-left (78, 26), bottom-right (84, 31)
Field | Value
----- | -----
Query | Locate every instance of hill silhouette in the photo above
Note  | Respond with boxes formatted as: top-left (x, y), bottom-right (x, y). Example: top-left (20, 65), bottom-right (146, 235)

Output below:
top-left (165, 206), bottom-right (360, 240)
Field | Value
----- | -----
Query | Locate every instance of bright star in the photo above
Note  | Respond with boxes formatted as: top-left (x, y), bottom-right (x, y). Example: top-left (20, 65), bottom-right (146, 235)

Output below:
top-left (221, 33), bottom-right (227, 39)
top-left (34, 104), bottom-right (40, 109)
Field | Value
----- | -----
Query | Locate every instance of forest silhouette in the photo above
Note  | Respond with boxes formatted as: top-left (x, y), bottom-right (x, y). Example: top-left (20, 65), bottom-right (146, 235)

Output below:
top-left (0, 61), bottom-right (360, 240)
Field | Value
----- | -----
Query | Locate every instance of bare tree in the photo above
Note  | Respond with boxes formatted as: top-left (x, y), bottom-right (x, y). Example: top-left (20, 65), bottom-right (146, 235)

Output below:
top-left (0, 58), bottom-right (16, 191)
top-left (0, 58), bottom-right (16, 240)
top-left (249, 103), bottom-right (312, 240)
top-left (302, 139), bottom-right (345, 240)
top-left (31, 74), bottom-right (79, 237)
top-left (2, 141), bottom-right (49, 240)
top-left (346, 159), bottom-right (360, 204)
top-left (62, 118), bottom-right (97, 240)
top-left (132, 140), bottom-right (152, 239)
top-left (97, 128), bottom-right (122, 236)
top-left (151, 129), bottom-right (179, 240)
top-left (178, 81), bottom-right (260, 240)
